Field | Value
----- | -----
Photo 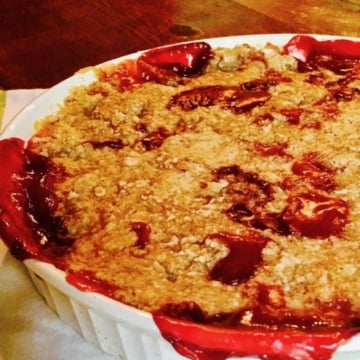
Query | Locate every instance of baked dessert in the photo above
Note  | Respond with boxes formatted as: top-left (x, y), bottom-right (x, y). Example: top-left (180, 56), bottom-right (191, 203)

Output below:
top-left (1, 35), bottom-right (360, 359)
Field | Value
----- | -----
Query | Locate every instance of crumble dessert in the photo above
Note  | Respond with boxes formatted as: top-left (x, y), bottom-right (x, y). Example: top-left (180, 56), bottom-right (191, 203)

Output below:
top-left (1, 35), bottom-right (360, 359)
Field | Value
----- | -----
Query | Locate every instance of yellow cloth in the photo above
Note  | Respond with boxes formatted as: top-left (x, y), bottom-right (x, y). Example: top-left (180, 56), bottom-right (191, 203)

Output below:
top-left (0, 89), bottom-right (5, 130)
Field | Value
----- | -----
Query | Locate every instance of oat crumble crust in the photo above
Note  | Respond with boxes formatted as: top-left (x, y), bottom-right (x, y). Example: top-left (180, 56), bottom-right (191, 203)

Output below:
top-left (27, 42), bottom-right (360, 321)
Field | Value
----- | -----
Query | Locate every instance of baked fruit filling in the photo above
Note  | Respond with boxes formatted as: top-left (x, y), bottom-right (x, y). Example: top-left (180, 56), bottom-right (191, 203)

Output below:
top-left (1, 35), bottom-right (360, 359)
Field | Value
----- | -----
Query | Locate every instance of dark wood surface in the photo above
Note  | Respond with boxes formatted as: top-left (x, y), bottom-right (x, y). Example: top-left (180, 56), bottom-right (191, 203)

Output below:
top-left (1, 0), bottom-right (360, 89)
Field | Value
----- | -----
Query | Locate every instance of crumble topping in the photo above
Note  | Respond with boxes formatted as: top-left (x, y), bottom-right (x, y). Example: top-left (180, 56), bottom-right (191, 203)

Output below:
top-left (14, 39), bottom-right (360, 328)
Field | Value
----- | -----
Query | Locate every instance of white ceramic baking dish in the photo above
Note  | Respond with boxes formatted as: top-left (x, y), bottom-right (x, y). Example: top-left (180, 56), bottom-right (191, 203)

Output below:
top-left (2, 34), bottom-right (360, 360)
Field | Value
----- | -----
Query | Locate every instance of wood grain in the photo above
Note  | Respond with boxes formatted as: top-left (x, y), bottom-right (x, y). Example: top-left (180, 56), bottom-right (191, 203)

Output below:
top-left (0, 0), bottom-right (359, 88)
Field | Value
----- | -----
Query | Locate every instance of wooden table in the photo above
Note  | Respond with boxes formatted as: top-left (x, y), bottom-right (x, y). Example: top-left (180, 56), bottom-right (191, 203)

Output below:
top-left (1, 0), bottom-right (360, 89)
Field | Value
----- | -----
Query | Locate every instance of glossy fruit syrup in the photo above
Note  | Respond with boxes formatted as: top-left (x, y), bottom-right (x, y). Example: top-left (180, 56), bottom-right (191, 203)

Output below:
top-left (0, 138), bottom-right (72, 267)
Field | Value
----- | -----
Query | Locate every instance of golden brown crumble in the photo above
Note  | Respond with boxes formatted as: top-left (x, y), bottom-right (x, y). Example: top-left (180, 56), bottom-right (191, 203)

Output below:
top-left (27, 42), bottom-right (360, 322)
